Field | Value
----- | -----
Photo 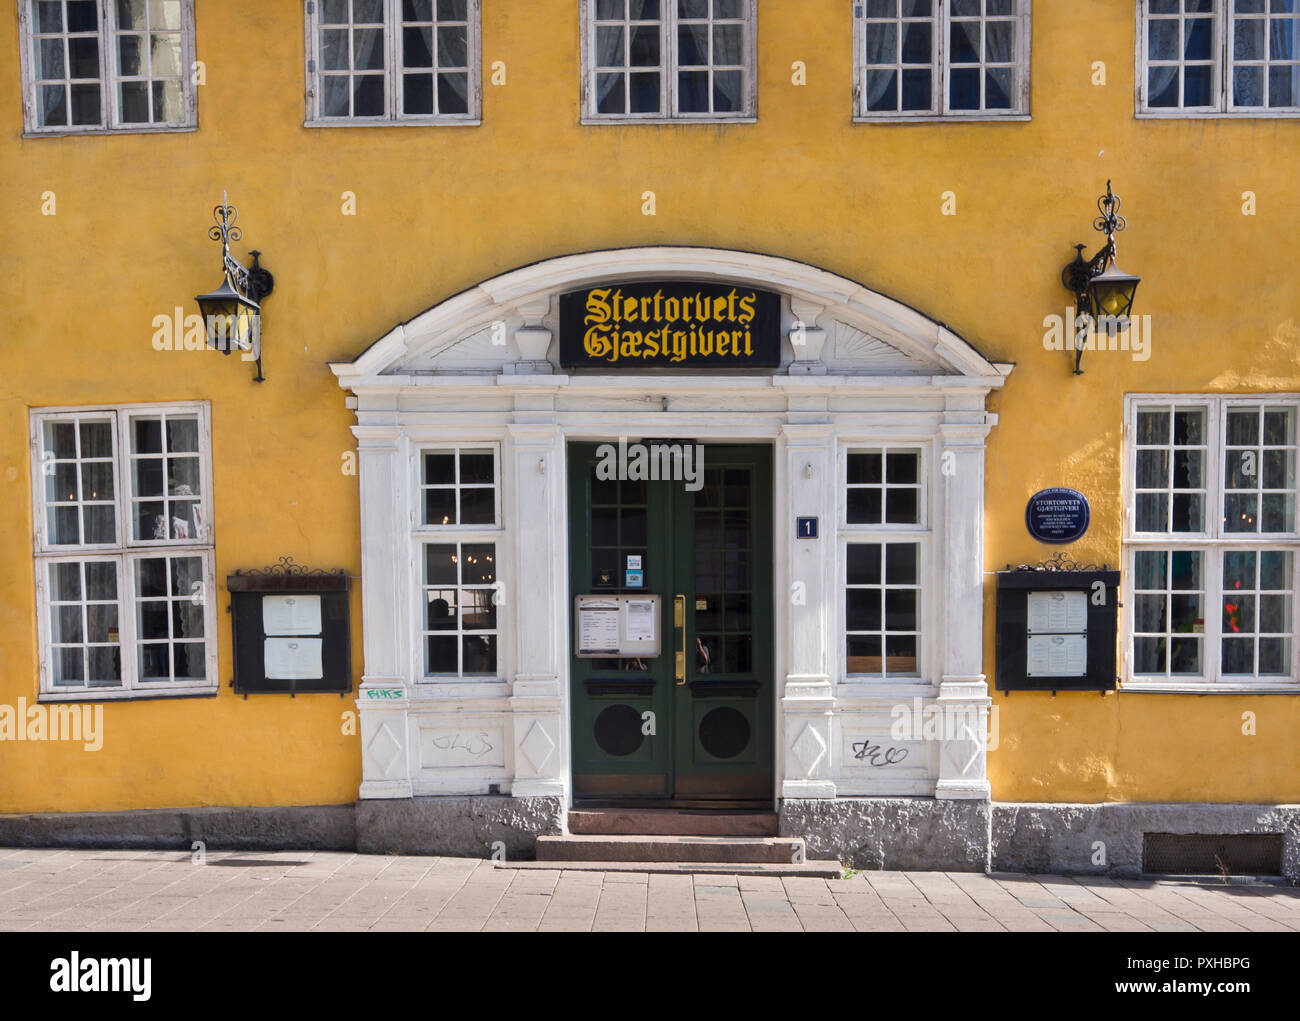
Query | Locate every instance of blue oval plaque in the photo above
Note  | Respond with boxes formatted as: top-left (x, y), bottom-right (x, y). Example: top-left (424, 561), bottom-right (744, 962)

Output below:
top-left (1026, 488), bottom-right (1090, 544)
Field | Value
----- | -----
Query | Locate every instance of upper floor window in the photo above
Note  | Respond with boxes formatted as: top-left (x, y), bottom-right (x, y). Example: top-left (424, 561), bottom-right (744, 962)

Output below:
top-left (30, 403), bottom-right (216, 699)
top-left (853, 0), bottom-right (1032, 120)
top-left (19, 0), bottom-right (197, 135)
top-left (1138, 0), bottom-right (1300, 115)
top-left (581, 0), bottom-right (757, 122)
top-left (305, 0), bottom-right (481, 124)
top-left (1124, 396), bottom-right (1300, 690)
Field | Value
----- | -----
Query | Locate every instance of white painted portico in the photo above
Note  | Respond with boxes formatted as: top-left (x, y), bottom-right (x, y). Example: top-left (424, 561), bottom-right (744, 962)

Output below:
top-left (330, 247), bottom-right (1011, 817)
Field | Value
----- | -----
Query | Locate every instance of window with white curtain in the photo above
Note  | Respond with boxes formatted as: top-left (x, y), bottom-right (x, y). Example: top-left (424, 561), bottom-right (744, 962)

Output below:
top-left (853, 0), bottom-right (1032, 120)
top-left (19, 0), bottom-right (196, 134)
top-left (1138, 0), bottom-right (1300, 115)
top-left (305, 0), bottom-right (481, 124)
top-left (581, 0), bottom-right (757, 121)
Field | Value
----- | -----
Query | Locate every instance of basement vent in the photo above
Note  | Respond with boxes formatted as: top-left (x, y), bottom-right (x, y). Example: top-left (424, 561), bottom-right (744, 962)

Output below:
top-left (1142, 833), bottom-right (1283, 877)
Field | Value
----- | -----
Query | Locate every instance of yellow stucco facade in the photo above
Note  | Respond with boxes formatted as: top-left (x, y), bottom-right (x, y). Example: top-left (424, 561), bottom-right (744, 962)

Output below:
top-left (2, 0), bottom-right (1298, 818)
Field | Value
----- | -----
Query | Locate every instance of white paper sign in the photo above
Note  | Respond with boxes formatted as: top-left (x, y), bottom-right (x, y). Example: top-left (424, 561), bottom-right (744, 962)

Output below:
top-left (264, 637), bottom-right (324, 679)
top-left (1026, 590), bottom-right (1088, 634)
top-left (262, 594), bottom-right (322, 636)
top-left (1026, 634), bottom-right (1087, 677)
top-left (576, 598), bottom-right (620, 654)
top-left (625, 599), bottom-right (656, 643)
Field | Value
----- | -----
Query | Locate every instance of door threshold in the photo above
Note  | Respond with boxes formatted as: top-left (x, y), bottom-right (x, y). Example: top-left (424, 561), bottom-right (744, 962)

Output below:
top-left (573, 799), bottom-right (773, 812)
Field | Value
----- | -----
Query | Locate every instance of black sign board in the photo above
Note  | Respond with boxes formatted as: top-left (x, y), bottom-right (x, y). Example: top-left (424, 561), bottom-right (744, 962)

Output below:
top-left (559, 281), bottom-right (781, 369)
top-left (1025, 487), bottom-right (1090, 544)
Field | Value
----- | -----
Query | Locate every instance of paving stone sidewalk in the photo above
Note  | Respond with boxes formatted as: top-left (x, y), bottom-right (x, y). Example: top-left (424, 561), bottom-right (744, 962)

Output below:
top-left (0, 847), bottom-right (1296, 932)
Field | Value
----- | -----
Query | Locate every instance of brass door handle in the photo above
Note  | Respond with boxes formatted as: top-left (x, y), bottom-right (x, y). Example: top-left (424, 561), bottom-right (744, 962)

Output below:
top-left (674, 594), bottom-right (686, 685)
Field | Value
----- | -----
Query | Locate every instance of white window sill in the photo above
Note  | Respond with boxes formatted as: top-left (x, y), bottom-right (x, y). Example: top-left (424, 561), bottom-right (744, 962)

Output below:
top-left (1135, 109), bottom-right (1300, 120)
top-left (580, 116), bottom-right (757, 126)
top-left (23, 124), bottom-right (197, 139)
top-left (1121, 679), bottom-right (1300, 695)
top-left (38, 686), bottom-right (218, 703)
top-left (303, 118), bottom-right (481, 128)
top-left (853, 114), bottom-right (1031, 124)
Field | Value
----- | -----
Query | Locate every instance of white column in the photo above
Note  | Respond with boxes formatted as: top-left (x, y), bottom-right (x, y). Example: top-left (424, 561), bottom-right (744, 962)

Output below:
top-left (353, 424), bottom-right (413, 799)
top-left (935, 414), bottom-right (994, 800)
top-left (779, 422), bottom-right (837, 799)
top-left (506, 423), bottom-right (567, 798)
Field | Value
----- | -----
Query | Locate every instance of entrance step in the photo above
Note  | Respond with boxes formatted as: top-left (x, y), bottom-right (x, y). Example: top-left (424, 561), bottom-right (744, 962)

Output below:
top-left (536, 833), bottom-right (812, 865)
top-left (568, 809), bottom-right (778, 837)
top-left (498, 859), bottom-right (843, 879)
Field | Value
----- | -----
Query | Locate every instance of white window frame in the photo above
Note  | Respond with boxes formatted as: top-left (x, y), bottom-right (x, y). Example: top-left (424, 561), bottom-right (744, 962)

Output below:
top-left (853, 0), bottom-right (1033, 123)
top-left (579, 0), bottom-right (759, 123)
top-left (409, 441), bottom-right (504, 681)
top-left (839, 442), bottom-right (932, 682)
top-left (18, 0), bottom-right (198, 137)
top-left (303, 0), bottom-right (482, 126)
top-left (1136, 0), bottom-right (1300, 118)
top-left (1122, 394), bottom-right (1300, 693)
top-left (30, 402), bottom-right (217, 701)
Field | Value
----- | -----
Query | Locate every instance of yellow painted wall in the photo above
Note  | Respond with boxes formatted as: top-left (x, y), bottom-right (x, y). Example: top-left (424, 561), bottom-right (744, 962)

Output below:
top-left (1, 1), bottom-right (1297, 812)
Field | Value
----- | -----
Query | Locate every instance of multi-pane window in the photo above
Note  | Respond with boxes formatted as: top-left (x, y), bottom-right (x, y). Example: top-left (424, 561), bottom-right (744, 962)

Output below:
top-left (415, 443), bottom-right (500, 679)
top-left (843, 446), bottom-right (927, 678)
top-left (306, 0), bottom-right (480, 123)
top-left (854, 0), bottom-right (1031, 119)
top-left (1125, 397), bottom-right (1300, 686)
top-left (583, 0), bottom-right (756, 120)
top-left (846, 542), bottom-right (922, 677)
top-left (20, 0), bottom-right (196, 134)
top-left (847, 448), bottom-right (923, 525)
top-left (1139, 0), bottom-right (1300, 114)
top-left (421, 542), bottom-right (498, 676)
top-left (31, 404), bottom-right (215, 698)
top-left (420, 447), bottom-right (497, 526)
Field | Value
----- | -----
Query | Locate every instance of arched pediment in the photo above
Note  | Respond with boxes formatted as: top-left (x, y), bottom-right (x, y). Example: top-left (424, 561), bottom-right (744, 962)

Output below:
top-left (330, 247), bottom-right (1007, 384)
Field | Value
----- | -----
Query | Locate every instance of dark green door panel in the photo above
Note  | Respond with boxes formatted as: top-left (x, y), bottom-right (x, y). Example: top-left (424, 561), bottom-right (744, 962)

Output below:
top-left (567, 443), bottom-right (773, 803)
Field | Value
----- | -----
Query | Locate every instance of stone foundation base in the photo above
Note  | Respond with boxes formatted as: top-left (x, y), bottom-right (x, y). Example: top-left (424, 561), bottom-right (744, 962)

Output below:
top-left (990, 802), bottom-right (1300, 880)
top-left (355, 796), bottom-right (565, 859)
top-left (0, 805), bottom-right (356, 851)
top-left (780, 798), bottom-right (991, 871)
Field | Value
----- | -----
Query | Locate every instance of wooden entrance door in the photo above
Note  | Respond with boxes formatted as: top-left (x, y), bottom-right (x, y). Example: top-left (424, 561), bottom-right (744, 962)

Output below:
top-left (568, 443), bottom-right (773, 804)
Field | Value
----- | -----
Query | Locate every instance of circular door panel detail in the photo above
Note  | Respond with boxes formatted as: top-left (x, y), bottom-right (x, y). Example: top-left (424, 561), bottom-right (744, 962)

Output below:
top-left (594, 703), bottom-right (645, 757)
top-left (698, 706), bottom-right (750, 759)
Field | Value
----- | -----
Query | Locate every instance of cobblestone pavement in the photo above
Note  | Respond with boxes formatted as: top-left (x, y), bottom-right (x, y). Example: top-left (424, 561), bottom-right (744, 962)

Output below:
top-left (1, 847), bottom-right (1297, 932)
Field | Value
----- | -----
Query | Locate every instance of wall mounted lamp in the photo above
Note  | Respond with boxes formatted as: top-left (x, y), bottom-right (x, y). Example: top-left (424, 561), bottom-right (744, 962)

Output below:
top-left (195, 191), bottom-right (274, 382)
top-left (1061, 181), bottom-right (1141, 375)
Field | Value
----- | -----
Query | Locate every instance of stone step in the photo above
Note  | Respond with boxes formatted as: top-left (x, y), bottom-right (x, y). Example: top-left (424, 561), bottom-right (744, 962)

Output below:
top-left (568, 809), bottom-right (778, 837)
top-left (536, 834), bottom-right (807, 864)
top-left (498, 859), bottom-right (843, 878)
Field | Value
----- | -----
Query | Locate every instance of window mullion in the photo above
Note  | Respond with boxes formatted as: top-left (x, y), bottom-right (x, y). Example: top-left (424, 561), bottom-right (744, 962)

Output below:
top-left (666, 7), bottom-right (677, 117)
top-left (100, 0), bottom-right (114, 129)
top-left (938, 1), bottom-right (948, 116)
top-left (387, 0), bottom-right (399, 120)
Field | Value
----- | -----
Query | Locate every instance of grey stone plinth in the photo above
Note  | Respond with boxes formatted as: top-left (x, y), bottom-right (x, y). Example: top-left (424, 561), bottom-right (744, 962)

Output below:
top-left (780, 798), bottom-right (991, 871)
top-left (355, 795), bottom-right (564, 859)
top-left (990, 802), bottom-right (1300, 880)
top-left (0, 804), bottom-right (356, 851)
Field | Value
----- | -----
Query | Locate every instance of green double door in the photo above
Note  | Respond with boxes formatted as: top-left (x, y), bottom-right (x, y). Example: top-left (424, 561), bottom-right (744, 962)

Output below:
top-left (568, 443), bottom-right (773, 804)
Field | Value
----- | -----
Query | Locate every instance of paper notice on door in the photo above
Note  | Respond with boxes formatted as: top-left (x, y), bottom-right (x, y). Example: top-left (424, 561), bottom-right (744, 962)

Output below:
top-left (1026, 634), bottom-right (1087, 677)
top-left (576, 598), bottom-right (620, 655)
top-left (625, 599), bottom-right (656, 643)
top-left (264, 637), bottom-right (324, 679)
top-left (1026, 590), bottom-right (1087, 634)
top-left (262, 594), bottom-right (322, 636)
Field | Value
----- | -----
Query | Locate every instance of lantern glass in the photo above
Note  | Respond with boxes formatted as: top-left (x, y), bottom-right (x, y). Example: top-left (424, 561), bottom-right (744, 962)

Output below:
top-left (1089, 255), bottom-right (1140, 321)
top-left (195, 277), bottom-right (260, 353)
